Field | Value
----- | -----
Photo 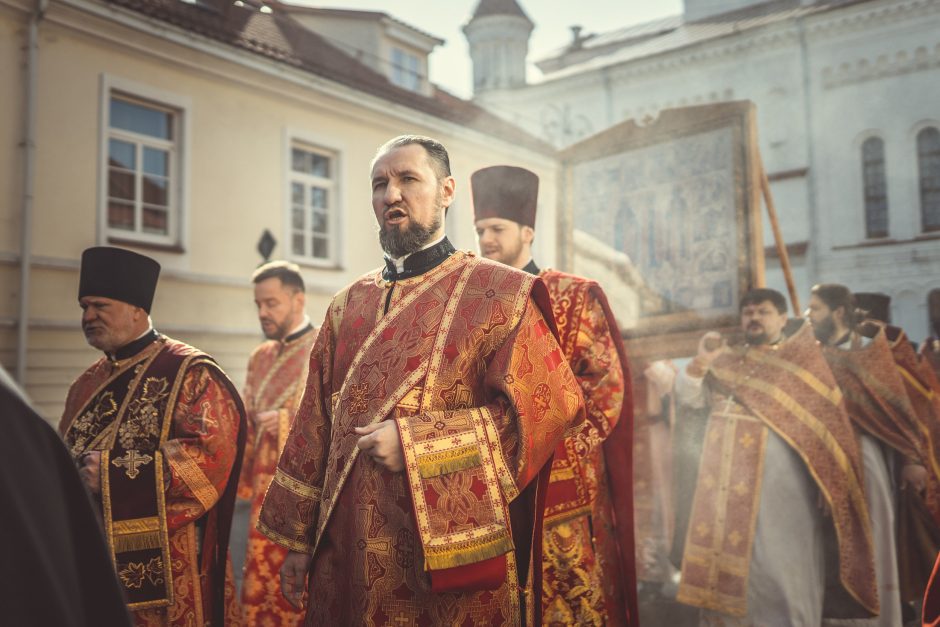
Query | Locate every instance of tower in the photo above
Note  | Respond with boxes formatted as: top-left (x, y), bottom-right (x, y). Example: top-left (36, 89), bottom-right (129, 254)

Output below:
top-left (463, 0), bottom-right (534, 94)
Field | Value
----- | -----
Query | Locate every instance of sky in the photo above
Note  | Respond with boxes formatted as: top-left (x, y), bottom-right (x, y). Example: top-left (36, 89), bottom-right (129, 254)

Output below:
top-left (292, 1), bottom-right (684, 98)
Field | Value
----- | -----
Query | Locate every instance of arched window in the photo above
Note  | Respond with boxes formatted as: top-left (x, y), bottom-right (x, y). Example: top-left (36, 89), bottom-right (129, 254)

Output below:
top-left (918, 127), bottom-right (940, 232)
top-left (862, 137), bottom-right (888, 238)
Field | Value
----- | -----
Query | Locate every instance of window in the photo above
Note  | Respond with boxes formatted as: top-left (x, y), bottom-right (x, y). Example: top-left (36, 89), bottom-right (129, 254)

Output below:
top-left (290, 144), bottom-right (336, 264)
top-left (106, 93), bottom-right (179, 244)
top-left (918, 127), bottom-right (940, 232)
top-left (391, 48), bottom-right (421, 92)
top-left (862, 137), bottom-right (888, 238)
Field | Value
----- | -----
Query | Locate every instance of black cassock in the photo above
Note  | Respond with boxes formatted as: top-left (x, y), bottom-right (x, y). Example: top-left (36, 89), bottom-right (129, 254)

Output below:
top-left (0, 370), bottom-right (131, 627)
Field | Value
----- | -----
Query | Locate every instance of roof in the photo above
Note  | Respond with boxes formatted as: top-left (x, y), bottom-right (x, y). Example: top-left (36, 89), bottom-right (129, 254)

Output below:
top-left (469, 0), bottom-right (532, 23)
top-left (103, 0), bottom-right (554, 154)
top-left (535, 0), bottom-right (874, 79)
top-left (271, 4), bottom-right (445, 46)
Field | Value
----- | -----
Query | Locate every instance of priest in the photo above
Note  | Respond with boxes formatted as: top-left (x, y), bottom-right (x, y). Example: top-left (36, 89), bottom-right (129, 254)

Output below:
top-left (238, 260), bottom-right (316, 625)
top-left (258, 136), bottom-right (585, 625)
top-left (472, 164), bottom-right (638, 626)
top-left (60, 246), bottom-right (246, 626)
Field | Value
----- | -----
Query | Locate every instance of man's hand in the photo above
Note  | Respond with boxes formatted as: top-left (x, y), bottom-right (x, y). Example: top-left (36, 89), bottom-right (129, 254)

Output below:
top-left (687, 332), bottom-right (724, 377)
top-left (645, 360), bottom-right (678, 397)
top-left (254, 409), bottom-right (280, 437)
top-left (355, 421), bottom-right (404, 472)
top-left (78, 451), bottom-right (102, 495)
top-left (902, 463), bottom-right (928, 493)
top-left (280, 550), bottom-right (311, 609)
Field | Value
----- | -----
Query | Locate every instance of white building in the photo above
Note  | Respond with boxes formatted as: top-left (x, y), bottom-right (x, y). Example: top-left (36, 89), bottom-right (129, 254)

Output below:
top-left (466, 0), bottom-right (940, 340)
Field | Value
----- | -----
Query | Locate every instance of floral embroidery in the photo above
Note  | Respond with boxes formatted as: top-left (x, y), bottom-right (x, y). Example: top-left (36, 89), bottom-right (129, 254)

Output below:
top-left (118, 377), bottom-right (170, 450)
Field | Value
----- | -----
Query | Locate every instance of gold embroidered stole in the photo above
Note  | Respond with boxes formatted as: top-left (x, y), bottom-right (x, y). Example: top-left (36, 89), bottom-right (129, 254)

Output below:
top-left (677, 396), bottom-right (768, 616)
top-left (64, 341), bottom-right (202, 609)
top-left (678, 323), bottom-right (877, 617)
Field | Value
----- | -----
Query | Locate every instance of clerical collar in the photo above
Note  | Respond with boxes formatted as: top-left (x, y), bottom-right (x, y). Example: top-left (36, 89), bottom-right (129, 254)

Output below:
top-left (284, 318), bottom-right (314, 344)
top-left (110, 328), bottom-right (159, 361)
top-left (521, 258), bottom-right (540, 276)
top-left (833, 330), bottom-right (853, 348)
top-left (382, 236), bottom-right (456, 281)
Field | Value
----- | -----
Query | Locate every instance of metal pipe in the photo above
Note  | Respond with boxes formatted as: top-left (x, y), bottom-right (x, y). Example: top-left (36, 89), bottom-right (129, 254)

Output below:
top-left (17, 0), bottom-right (48, 385)
top-left (796, 14), bottom-right (820, 284)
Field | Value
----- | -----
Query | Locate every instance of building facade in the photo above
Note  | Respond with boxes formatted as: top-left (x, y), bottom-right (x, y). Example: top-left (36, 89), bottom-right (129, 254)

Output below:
top-left (467, 0), bottom-right (940, 339)
top-left (1, 0), bottom-right (558, 420)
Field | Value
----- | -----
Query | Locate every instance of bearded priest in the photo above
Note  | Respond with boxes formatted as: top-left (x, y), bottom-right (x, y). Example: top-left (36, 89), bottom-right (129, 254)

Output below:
top-left (257, 135), bottom-right (585, 626)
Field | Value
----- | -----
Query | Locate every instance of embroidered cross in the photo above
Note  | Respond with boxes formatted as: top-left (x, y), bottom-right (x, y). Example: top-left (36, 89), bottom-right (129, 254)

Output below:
top-left (112, 450), bottom-right (153, 479)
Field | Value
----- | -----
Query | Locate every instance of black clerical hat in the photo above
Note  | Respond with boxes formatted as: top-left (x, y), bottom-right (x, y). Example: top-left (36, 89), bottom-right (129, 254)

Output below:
top-left (471, 165), bottom-right (539, 228)
top-left (79, 247), bottom-right (161, 313)
top-left (854, 292), bottom-right (891, 324)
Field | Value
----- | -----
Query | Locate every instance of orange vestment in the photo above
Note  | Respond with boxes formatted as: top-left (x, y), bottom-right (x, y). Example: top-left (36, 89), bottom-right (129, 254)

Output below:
top-left (61, 336), bottom-right (245, 626)
top-left (538, 269), bottom-right (638, 626)
top-left (258, 252), bottom-right (584, 625)
top-left (237, 325), bottom-right (317, 625)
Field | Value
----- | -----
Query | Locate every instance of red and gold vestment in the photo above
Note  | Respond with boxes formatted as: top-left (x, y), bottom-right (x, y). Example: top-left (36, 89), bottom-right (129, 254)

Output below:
top-left (537, 269), bottom-right (638, 627)
top-left (881, 326), bottom-right (940, 602)
top-left (258, 251), bottom-right (584, 625)
top-left (677, 323), bottom-right (877, 618)
top-left (822, 326), bottom-right (926, 466)
top-left (237, 325), bottom-right (317, 626)
top-left (61, 336), bottom-right (246, 627)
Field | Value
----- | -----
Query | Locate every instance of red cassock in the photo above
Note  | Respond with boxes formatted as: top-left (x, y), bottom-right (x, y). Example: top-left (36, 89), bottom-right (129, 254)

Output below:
top-left (257, 252), bottom-right (585, 625)
top-left (537, 269), bottom-right (638, 626)
top-left (60, 336), bottom-right (246, 626)
top-left (237, 325), bottom-right (317, 626)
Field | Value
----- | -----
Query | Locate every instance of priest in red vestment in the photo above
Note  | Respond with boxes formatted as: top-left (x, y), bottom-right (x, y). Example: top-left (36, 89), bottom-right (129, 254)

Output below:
top-left (60, 247), bottom-right (246, 626)
top-left (472, 164), bottom-right (638, 626)
top-left (258, 136), bottom-right (585, 626)
top-left (237, 261), bottom-right (317, 625)
top-left (675, 289), bottom-right (877, 624)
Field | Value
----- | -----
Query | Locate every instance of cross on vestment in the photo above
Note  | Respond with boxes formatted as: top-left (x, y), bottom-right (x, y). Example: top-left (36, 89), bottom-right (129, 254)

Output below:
top-left (113, 449), bottom-right (154, 479)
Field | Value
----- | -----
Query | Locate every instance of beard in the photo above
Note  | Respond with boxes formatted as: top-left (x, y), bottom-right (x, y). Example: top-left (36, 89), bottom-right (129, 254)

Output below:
top-left (813, 315), bottom-right (837, 344)
top-left (260, 316), bottom-right (292, 341)
top-left (378, 194), bottom-right (444, 258)
top-left (483, 234), bottom-right (524, 267)
top-left (744, 323), bottom-right (771, 345)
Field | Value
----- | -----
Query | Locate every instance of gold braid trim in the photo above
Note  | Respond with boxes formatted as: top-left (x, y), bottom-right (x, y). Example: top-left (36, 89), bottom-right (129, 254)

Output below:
top-left (272, 468), bottom-right (322, 500)
top-left (417, 445), bottom-right (481, 479)
top-left (480, 406), bottom-right (519, 502)
top-left (746, 349), bottom-right (844, 405)
top-left (256, 519), bottom-right (314, 555)
top-left (113, 516), bottom-right (160, 534)
top-left (163, 440), bottom-right (218, 512)
top-left (423, 527), bottom-right (514, 571)
top-left (899, 366), bottom-right (935, 400)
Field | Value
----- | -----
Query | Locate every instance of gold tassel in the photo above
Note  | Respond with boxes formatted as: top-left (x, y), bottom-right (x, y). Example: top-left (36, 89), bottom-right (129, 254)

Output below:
top-left (114, 531), bottom-right (162, 553)
top-left (424, 529), bottom-right (514, 570)
top-left (417, 445), bottom-right (481, 478)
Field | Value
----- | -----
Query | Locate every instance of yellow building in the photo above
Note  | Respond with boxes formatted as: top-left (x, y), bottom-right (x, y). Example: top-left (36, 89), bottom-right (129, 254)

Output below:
top-left (0, 0), bottom-right (559, 420)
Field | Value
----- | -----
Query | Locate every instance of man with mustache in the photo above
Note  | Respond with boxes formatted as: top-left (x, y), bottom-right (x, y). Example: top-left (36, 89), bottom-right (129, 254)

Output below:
top-left (237, 261), bottom-right (316, 625)
top-left (60, 246), bottom-right (246, 626)
top-left (674, 288), bottom-right (877, 625)
top-left (471, 165), bottom-right (638, 626)
top-left (809, 284), bottom-right (935, 625)
top-left (258, 135), bottom-right (585, 625)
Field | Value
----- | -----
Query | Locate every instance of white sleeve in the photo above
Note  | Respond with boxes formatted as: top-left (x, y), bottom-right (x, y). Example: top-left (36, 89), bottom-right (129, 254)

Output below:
top-left (675, 369), bottom-right (708, 409)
